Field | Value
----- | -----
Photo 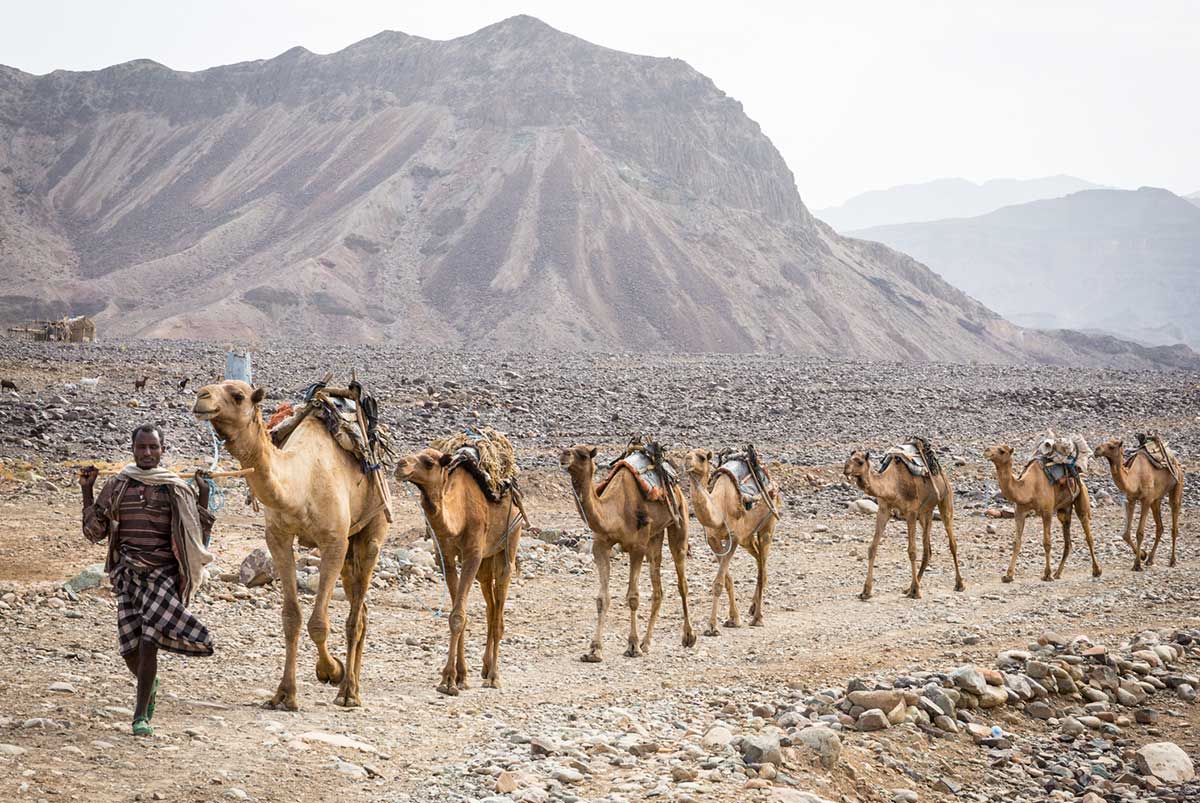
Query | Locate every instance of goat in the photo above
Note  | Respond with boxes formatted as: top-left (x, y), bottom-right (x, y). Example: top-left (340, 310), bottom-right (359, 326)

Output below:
top-left (0, 379), bottom-right (16, 391)
top-left (134, 376), bottom-right (149, 391)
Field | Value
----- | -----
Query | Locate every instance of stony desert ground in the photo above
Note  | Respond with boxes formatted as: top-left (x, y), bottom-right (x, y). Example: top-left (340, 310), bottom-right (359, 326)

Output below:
top-left (1, 340), bottom-right (1198, 803)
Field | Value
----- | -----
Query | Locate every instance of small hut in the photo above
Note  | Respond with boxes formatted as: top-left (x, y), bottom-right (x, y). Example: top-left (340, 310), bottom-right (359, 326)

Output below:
top-left (6, 315), bottom-right (97, 343)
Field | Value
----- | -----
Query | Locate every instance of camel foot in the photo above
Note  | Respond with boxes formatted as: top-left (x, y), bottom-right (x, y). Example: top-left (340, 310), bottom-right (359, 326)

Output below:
top-left (624, 641), bottom-right (643, 658)
top-left (682, 630), bottom-right (697, 649)
top-left (1132, 563), bottom-right (1144, 573)
top-left (333, 690), bottom-right (361, 708)
top-left (723, 619), bottom-right (741, 629)
top-left (1092, 567), bottom-right (1103, 578)
top-left (904, 587), bottom-right (921, 600)
top-left (436, 681), bottom-right (459, 697)
top-left (581, 652), bottom-right (603, 663)
top-left (1169, 557), bottom-right (1176, 568)
top-left (954, 580), bottom-right (966, 592)
top-left (750, 617), bottom-right (765, 628)
top-left (638, 638), bottom-right (653, 655)
top-left (1145, 555), bottom-right (1156, 567)
top-left (316, 656), bottom-right (344, 686)
top-left (1001, 575), bottom-right (1014, 584)
top-left (1041, 573), bottom-right (1053, 582)
top-left (859, 589), bottom-right (872, 601)
top-left (264, 689), bottom-right (298, 712)
top-left (703, 627), bottom-right (720, 637)
top-left (1052, 570), bottom-right (1064, 580)
top-left (483, 677), bottom-right (501, 690)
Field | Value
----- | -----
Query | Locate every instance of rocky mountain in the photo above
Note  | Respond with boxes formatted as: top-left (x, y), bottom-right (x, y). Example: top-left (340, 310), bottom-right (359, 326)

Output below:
top-left (815, 176), bottom-right (1103, 232)
top-left (852, 187), bottom-right (1200, 349)
top-left (0, 17), bottom-right (1192, 367)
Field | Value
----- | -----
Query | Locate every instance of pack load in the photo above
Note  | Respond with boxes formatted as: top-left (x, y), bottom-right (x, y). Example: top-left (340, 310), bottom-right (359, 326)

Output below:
top-left (268, 373), bottom-right (397, 520)
top-left (1033, 430), bottom-right (1090, 492)
top-left (596, 435), bottom-right (683, 523)
top-left (879, 435), bottom-right (943, 478)
top-left (432, 426), bottom-right (520, 503)
top-left (711, 444), bottom-right (779, 514)
top-left (1126, 432), bottom-right (1181, 483)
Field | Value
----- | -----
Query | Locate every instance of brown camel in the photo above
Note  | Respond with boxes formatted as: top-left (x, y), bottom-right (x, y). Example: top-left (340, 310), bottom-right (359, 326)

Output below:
top-left (842, 450), bottom-right (964, 599)
top-left (984, 444), bottom-right (1102, 583)
top-left (560, 445), bottom-right (696, 662)
top-left (394, 448), bottom-right (523, 695)
top-left (193, 381), bottom-right (388, 710)
top-left (683, 449), bottom-right (779, 635)
top-left (1093, 438), bottom-right (1184, 569)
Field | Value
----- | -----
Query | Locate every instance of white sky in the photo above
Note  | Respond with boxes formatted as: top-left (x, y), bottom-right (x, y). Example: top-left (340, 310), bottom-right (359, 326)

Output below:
top-left (2, 0), bottom-right (1197, 208)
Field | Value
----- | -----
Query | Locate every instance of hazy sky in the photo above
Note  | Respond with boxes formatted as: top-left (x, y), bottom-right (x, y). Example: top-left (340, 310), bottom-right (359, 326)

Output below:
top-left (3, 1), bottom-right (1197, 208)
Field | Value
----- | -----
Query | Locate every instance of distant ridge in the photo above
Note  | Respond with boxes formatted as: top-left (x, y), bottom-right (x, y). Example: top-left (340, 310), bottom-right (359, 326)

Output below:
top-left (851, 187), bottom-right (1200, 349)
top-left (816, 175), bottom-right (1103, 232)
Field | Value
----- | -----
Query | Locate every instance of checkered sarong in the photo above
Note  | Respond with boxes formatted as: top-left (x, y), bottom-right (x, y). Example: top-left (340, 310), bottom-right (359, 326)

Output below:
top-left (113, 561), bottom-right (214, 657)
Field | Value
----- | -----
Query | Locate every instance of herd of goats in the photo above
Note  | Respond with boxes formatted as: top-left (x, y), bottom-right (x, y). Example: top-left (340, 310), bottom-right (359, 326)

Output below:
top-left (184, 380), bottom-right (1186, 707)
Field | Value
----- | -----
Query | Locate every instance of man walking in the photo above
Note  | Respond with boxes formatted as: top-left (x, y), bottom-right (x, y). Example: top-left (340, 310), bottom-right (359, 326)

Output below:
top-left (80, 424), bottom-right (216, 737)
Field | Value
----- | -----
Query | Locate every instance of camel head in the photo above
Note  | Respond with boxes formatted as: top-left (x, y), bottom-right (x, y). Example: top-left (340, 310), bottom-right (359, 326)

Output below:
top-left (192, 380), bottom-right (266, 439)
top-left (1092, 438), bottom-right (1122, 461)
top-left (983, 443), bottom-right (1014, 465)
top-left (842, 450), bottom-right (871, 485)
top-left (559, 444), bottom-right (597, 478)
top-left (394, 448), bottom-right (452, 490)
top-left (683, 448), bottom-right (715, 479)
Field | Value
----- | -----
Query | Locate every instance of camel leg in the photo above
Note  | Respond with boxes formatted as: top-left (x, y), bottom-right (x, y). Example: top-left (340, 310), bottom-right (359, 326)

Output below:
top-left (1075, 492), bottom-right (1102, 578)
top-left (264, 535), bottom-right (301, 711)
top-left (439, 550), bottom-right (482, 695)
top-left (916, 511), bottom-right (933, 580)
top-left (861, 504), bottom-right (889, 600)
top-left (583, 541), bottom-right (612, 662)
top-left (1146, 499), bottom-right (1165, 566)
top-left (706, 542), bottom-right (737, 636)
top-left (939, 494), bottom-right (964, 592)
top-left (477, 560), bottom-right (497, 684)
top-left (1053, 508), bottom-right (1072, 580)
top-left (1040, 513), bottom-right (1054, 581)
top-left (724, 567), bottom-right (740, 627)
top-left (1132, 502), bottom-right (1150, 572)
top-left (308, 537), bottom-right (348, 687)
top-left (486, 550), bottom-right (515, 688)
top-left (624, 548), bottom-right (645, 658)
top-left (640, 536), bottom-right (664, 654)
top-left (1002, 508), bottom-right (1027, 583)
top-left (750, 531), bottom-right (771, 626)
top-left (335, 520), bottom-right (384, 707)
top-left (903, 515), bottom-right (921, 599)
top-left (667, 518), bottom-right (697, 648)
top-left (1169, 483), bottom-right (1182, 567)
top-left (1119, 498), bottom-right (1140, 563)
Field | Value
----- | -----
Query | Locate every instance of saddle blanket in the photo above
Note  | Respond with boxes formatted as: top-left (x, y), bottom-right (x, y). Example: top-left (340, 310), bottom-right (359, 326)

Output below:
top-left (597, 450), bottom-right (675, 502)
top-left (879, 443), bottom-right (929, 477)
top-left (713, 456), bottom-right (773, 511)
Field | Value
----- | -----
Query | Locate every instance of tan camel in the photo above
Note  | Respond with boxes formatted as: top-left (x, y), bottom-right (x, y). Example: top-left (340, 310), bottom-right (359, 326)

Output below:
top-left (984, 444), bottom-right (1102, 583)
top-left (1093, 439), bottom-right (1184, 569)
top-left (842, 450), bottom-right (964, 599)
top-left (560, 445), bottom-right (696, 661)
top-left (683, 449), bottom-right (779, 635)
top-left (394, 448), bottom-right (523, 695)
top-left (193, 381), bottom-right (388, 710)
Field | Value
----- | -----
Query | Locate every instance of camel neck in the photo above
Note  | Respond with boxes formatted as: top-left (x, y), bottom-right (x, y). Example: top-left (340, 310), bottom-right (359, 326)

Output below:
top-left (569, 463), bottom-right (617, 534)
top-left (415, 472), bottom-right (465, 537)
top-left (992, 458), bottom-right (1031, 506)
top-left (220, 414), bottom-right (288, 510)
top-left (688, 470), bottom-right (725, 529)
top-left (1103, 454), bottom-right (1132, 493)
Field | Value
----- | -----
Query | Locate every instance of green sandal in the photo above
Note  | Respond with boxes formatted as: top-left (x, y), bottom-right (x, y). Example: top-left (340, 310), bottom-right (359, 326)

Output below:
top-left (146, 677), bottom-right (159, 722)
top-left (132, 717), bottom-right (153, 737)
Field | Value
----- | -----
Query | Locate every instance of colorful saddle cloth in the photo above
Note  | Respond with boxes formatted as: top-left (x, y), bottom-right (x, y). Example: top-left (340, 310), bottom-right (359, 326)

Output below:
top-left (711, 446), bottom-right (776, 512)
top-left (1125, 433), bottom-right (1180, 482)
top-left (597, 450), bottom-right (675, 501)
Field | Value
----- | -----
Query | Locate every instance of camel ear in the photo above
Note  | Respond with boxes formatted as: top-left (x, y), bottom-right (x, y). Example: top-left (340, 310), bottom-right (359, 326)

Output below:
top-left (251, 387), bottom-right (266, 406)
top-left (864, 451), bottom-right (870, 461)
top-left (588, 446), bottom-right (597, 459)
top-left (438, 453), bottom-right (452, 467)
top-left (705, 449), bottom-right (713, 461)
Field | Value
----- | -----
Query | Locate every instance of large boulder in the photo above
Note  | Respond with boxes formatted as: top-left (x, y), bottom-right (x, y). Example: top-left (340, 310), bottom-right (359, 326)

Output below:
top-left (795, 726), bottom-right (842, 769)
top-left (63, 563), bottom-right (106, 594)
top-left (847, 689), bottom-right (904, 712)
top-left (1134, 742), bottom-right (1195, 784)
top-left (740, 733), bottom-right (783, 766)
top-left (951, 665), bottom-right (988, 696)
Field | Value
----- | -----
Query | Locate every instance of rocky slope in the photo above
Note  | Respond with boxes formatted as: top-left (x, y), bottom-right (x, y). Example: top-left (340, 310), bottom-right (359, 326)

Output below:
top-left (852, 188), bottom-right (1200, 349)
top-left (815, 176), bottom-right (1102, 232)
top-left (0, 18), bottom-right (1191, 366)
